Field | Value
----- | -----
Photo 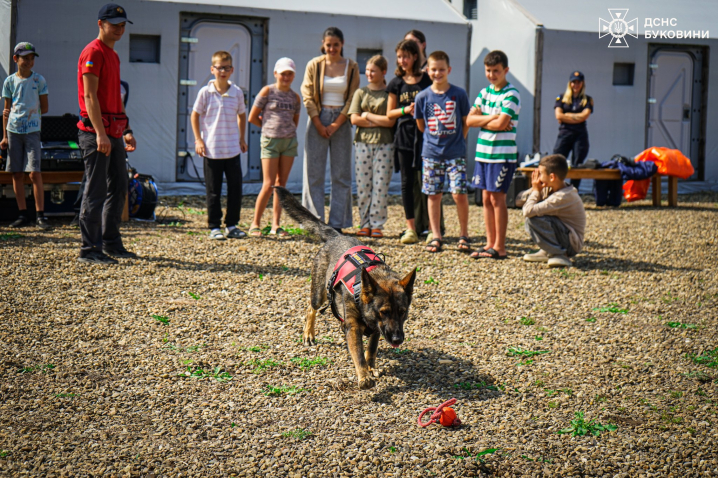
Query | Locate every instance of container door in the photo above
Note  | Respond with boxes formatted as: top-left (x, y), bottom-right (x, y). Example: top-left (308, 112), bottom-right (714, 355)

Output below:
top-left (177, 14), bottom-right (265, 183)
top-left (647, 48), bottom-right (704, 179)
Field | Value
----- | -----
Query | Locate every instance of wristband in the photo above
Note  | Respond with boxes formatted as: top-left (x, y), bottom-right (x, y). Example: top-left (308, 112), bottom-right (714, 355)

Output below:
top-left (401, 106), bottom-right (405, 116)
top-left (123, 129), bottom-right (133, 136)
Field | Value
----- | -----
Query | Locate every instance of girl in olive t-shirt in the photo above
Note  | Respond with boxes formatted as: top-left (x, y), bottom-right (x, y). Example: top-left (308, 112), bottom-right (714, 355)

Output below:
top-left (348, 55), bottom-right (396, 237)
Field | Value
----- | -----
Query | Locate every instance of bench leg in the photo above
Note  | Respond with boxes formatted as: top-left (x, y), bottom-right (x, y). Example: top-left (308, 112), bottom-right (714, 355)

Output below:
top-left (122, 195), bottom-right (130, 222)
top-left (652, 176), bottom-right (661, 207)
top-left (668, 176), bottom-right (678, 207)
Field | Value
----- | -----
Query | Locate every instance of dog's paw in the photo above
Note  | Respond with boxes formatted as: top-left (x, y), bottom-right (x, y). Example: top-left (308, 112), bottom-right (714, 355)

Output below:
top-left (358, 377), bottom-right (376, 390)
top-left (303, 335), bottom-right (316, 347)
top-left (367, 367), bottom-right (379, 378)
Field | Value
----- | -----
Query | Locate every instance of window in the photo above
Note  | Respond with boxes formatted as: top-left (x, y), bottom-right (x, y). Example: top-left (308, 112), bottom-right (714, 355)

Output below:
top-left (130, 35), bottom-right (161, 63)
top-left (464, 0), bottom-right (478, 20)
top-left (356, 49), bottom-right (383, 75)
top-left (613, 62), bottom-right (634, 85)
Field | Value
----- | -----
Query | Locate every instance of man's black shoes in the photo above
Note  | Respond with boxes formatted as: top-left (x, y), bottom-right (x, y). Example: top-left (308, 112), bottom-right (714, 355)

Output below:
top-left (77, 251), bottom-right (119, 265)
top-left (103, 247), bottom-right (138, 259)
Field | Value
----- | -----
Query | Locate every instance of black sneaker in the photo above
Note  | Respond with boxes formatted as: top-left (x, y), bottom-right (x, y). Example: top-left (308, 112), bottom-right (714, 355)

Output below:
top-left (77, 251), bottom-right (119, 265)
top-left (36, 217), bottom-right (52, 230)
top-left (69, 214), bottom-right (80, 228)
top-left (103, 246), bottom-right (138, 259)
top-left (10, 216), bottom-right (30, 228)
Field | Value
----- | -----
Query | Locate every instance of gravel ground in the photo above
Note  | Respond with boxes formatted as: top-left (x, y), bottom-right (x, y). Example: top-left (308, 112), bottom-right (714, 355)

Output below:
top-left (1, 192), bottom-right (717, 477)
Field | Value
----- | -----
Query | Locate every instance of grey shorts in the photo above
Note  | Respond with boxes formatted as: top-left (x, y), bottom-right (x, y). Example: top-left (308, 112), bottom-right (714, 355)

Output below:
top-left (6, 131), bottom-right (41, 172)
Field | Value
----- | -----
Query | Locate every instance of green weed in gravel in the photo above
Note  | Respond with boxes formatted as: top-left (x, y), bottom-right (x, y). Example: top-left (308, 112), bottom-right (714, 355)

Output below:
top-left (424, 277), bottom-right (438, 285)
top-left (262, 385), bottom-right (309, 396)
top-left (585, 317), bottom-right (597, 323)
top-left (152, 314), bottom-right (169, 325)
top-left (55, 393), bottom-right (76, 398)
top-left (242, 344), bottom-right (269, 352)
top-left (0, 233), bottom-right (22, 241)
top-left (187, 291), bottom-right (201, 300)
top-left (558, 411), bottom-right (616, 437)
top-left (0, 450), bottom-right (8, 458)
top-left (291, 357), bottom-right (330, 369)
top-left (282, 428), bottom-right (312, 440)
top-left (246, 359), bottom-right (285, 374)
top-left (667, 321), bottom-right (697, 330)
top-left (506, 346), bottom-right (551, 358)
top-left (17, 364), bottom-right (55, 374)
top-left (452, 447), bottom-right (499, 463)
top-left (181, 365), bottom-right (233, 382)
top-left (686, 348), bottom-right (718, 368)
top-left (519, 317), bottom-right (535, 326)
top-left (593, 303), bottom-right (628, 314)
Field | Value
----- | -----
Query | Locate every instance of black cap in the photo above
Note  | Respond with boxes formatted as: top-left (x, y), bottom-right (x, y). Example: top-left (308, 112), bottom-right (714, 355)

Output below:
top-left (98, 3), bottom-right (133, 24)
top-left (569, 71), bottom-right (584, 82)
top-left (14, 42), bottom-right (38, 57)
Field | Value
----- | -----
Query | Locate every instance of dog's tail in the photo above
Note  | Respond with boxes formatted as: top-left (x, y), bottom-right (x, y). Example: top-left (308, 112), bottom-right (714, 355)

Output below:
top-left (274, 186), bottom-right (340, 242)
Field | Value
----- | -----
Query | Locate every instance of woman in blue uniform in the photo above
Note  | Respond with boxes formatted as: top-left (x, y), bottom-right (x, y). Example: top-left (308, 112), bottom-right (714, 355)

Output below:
top-left (553, 71), bottom-right (593, 190)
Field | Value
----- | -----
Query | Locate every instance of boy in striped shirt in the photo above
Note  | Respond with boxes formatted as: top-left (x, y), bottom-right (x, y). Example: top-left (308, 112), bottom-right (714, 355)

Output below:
top-left (467, 50), bottom-right (520, 260)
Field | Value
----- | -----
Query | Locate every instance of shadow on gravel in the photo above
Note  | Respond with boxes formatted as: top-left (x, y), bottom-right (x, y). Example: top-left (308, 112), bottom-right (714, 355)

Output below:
top-left (136, 256), bottom-right (310, 277)
top-left (575, 254), bottom-right (701, 272)
top-left (369, 347), bottom-right (502, 406)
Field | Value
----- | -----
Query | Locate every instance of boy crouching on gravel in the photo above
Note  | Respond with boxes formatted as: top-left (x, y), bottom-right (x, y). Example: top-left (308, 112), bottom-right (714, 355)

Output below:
top-left (518, 154), bottom-right (585, 268)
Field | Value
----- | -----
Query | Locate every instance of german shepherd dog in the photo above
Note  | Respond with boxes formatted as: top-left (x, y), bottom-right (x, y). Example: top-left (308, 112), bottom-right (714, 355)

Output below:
top-left (275, 187), bottom-right (416, 390)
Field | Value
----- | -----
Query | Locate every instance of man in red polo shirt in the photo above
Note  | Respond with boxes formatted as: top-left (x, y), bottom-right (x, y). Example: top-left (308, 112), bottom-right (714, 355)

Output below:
top-left (77, 3), bottom-right (137, 264)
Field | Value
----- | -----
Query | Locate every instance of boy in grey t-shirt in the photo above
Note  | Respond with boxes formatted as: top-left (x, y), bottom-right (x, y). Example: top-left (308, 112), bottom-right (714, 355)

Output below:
top-left (1, 42), bottom-right (50, 229)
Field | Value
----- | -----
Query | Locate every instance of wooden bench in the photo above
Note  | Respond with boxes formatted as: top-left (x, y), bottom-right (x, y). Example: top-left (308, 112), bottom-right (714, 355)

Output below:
top-left (0, 171), bottom-right (130, 220)
top-left (517, 168), bottom-right (678, 207)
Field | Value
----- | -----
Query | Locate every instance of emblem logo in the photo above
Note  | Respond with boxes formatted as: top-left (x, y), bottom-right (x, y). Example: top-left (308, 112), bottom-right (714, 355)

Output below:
top-left (599, 9), bottom-right (638, 48)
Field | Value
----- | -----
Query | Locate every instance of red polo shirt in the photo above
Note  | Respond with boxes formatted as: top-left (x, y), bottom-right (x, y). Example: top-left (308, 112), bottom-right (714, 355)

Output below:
top-left (77, 38), bottom-right (123, 134)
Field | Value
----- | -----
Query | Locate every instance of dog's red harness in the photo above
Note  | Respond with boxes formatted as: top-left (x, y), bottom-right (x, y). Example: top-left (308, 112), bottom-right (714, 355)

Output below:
top-left (326, 245), bottom-right (385, 322)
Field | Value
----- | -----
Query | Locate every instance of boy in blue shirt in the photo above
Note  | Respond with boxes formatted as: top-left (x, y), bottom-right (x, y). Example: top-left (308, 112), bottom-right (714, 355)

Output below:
top-left (1, 42), bottom-right (50, 229)
top-left (414, 51), bottom-right (471, 253)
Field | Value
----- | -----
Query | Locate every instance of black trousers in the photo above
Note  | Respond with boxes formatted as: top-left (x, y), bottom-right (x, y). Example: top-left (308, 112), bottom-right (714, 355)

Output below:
top-left (78, 131), bottom-right (127, 256)
top-left (204, 155), bottom-right (242, 230)
top-left (397, 148), bottom-right (443, 233)
top-left (553, 129), bottom-right (589, 190)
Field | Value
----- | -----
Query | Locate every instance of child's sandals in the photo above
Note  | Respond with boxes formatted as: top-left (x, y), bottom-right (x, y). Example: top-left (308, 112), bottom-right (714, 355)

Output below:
top-left (425, 238), bottom-right (443, 253)
top-left (357, 227), bottom-right (370, 237)
top-left (248, 227), bottom-right (262, 237)
top-left (457, 236), bottom-right (471, 252)
top-left (270, 227), bottom-right (289, 237)
top-left (370, 229), bottom-right (383, 238)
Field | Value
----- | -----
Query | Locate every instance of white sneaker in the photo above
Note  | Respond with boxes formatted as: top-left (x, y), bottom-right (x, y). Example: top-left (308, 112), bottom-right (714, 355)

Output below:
top-left (523, 249), bottom-right (549, 263)
top-left (209, 229), bottom-right (226, 240)
top-left (547, 255), bottom-right (571, 268)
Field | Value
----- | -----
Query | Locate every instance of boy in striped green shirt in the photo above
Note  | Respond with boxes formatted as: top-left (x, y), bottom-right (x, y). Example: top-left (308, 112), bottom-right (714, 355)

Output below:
top-left (467, 50), bottom-right (520, 260)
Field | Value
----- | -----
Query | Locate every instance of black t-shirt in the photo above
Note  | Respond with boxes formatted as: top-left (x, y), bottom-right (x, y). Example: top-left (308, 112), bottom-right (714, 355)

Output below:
top-left (386, 73), bottom-right (432, 150)
top-left (555, 93), bottom-right (594, 132)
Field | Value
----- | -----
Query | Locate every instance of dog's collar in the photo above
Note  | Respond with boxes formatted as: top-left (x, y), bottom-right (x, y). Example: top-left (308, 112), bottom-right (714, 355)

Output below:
top-left (325, 245), bottom-right (385, 322)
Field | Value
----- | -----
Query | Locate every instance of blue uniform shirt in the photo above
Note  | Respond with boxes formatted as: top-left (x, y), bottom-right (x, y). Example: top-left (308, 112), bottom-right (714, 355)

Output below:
top-left (555, 93), bottom-right (593, 132)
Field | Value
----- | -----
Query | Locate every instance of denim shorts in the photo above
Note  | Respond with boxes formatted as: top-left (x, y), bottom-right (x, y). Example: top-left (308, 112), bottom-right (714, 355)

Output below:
top-left (421, 157), bottom-right (467, 195)
top-left (6, 131), bottom-right (41, 172)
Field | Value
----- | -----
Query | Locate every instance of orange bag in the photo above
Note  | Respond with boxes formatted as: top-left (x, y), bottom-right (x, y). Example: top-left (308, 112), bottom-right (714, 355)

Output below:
top-left (623, 147), bottom-right (695, 202)
top-left (634, 147), bottom-right (694, 179)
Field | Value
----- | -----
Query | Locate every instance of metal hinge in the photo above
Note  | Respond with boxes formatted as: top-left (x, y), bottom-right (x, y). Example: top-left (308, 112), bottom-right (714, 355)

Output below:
top-left (648, 98), bottom-right (657, 104)
top-left (181, 37), bottom-right (198, 43)
top-left (180, 79), bottom-right (197, 86)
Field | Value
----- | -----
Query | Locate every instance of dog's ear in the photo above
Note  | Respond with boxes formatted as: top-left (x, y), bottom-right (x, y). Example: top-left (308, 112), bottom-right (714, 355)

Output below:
top-left (360, 267), bottom-right (378, 303)
top-left (399, 268), bottom-right (417, 299)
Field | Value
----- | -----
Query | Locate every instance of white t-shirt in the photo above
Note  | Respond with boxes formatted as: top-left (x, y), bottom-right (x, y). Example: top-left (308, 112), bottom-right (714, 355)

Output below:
top-left (192, 81), bottom-right (246, 159)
